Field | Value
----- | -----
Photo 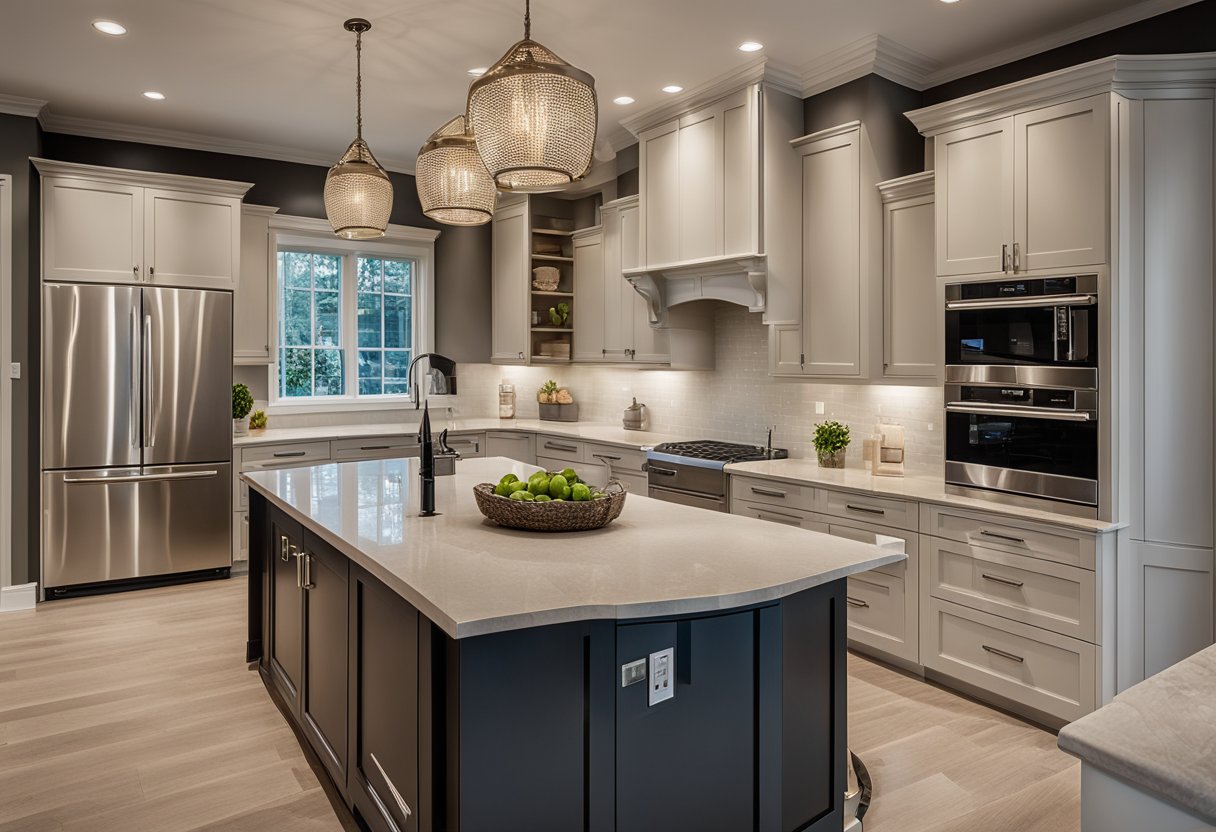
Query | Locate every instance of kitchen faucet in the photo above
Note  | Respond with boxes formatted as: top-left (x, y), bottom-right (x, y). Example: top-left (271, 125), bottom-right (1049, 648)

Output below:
top-left (406, 353), bottom-right (457, 409)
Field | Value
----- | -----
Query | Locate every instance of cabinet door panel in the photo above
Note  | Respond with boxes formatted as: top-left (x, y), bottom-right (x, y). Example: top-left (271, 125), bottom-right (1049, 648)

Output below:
top-left (145, 189), bottom-right (240, 289)
top-left (722, 95), bottom-right (755, 256)
top-left (677, 112), bottom-right (718, 262)
top-left (803, 133), bottom-right (861, 375)
top-left (302, 532), bottom-right (349, 782)
top-left (573, 231), bottom-right (605, 362)
top-left (769, 323), bottom-right (803, 375)
top-left (491, 200), bottom-right (529, 364)
top-left (600, 205), bottom-right (627, 359)
top-left (642, 123), bottom-right (680, 266)
top-left (235, 207), bottom-right (273, 363)
top-left (1015, 95), bottom-right (1110, 271)
top-left (269, 513), bottom-right (304, 710)
top-left (620, 201), bottom-right (669, 363)
top-left (485, 431), bottom-right (536, 464)
top-left (884, 193), bottom-right (938, 377)
top-left (43, 177), bottom-right (143, 284)
top-left (936, 119), bottom-right (1014, 277)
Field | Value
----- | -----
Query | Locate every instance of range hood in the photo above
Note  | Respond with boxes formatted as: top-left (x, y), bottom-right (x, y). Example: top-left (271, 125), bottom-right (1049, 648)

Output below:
top-left (623, 253), bottom-right (768, 327)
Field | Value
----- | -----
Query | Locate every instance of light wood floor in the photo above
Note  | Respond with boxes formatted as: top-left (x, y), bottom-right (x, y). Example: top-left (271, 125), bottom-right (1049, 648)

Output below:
top-left (0, 578), bottom-right (1079, 831)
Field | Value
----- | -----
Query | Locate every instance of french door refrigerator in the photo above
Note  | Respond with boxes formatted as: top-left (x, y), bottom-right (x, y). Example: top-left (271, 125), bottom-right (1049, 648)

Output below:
top-left (41, 282), bottom-right (233, 595)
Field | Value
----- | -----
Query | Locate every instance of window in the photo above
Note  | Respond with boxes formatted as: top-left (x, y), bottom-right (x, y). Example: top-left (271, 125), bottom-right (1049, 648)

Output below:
top-left (269, 219), bottom-right (435, 410)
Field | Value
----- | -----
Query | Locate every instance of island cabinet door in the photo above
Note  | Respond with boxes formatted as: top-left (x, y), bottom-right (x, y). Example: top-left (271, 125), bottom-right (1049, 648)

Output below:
top-left (615, 611), bottom-right (756, 832)
top-left (268, 510), bottom-right (305, 713)
top-left (300, 530), bottom-right (350, 790)
top-left (347, 569), bottom-right (420, 832)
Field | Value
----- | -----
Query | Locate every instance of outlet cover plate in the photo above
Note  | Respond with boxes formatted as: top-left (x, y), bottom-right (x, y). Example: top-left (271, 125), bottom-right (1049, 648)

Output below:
top-left (648, 647), bottom-right (675, 706)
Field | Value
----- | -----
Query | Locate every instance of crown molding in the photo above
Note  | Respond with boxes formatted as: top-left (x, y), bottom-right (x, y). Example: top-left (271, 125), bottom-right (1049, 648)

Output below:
top-left (269, 213), bottom-right (440, 244)
top-left (620, 58), bottom-right (799, 138)
top-left (37, 108), bottom-right (418, 175)
top-left (602, 123), bottom-right (637, 154)
top-left (31, 157), bottom-right (253, 198)
top-left (877, 171), bottom-right (934, 203)
top-left (800, 35), bottom-right (940, 97)
top-left (0, 93), bottom-right (48, 119)
top-left (906, 52), bottom-right (1216, 136)
top-left (791, 120), bottom-right (862, 148)
top-left (920, 0), bottom-right (1204, 88)
top-left (242, 203), bottom-right (280, 218)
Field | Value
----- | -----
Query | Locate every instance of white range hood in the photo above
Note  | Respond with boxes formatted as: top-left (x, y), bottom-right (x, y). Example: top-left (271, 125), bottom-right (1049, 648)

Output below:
top-left (623, 253), bottom-right (768, 327)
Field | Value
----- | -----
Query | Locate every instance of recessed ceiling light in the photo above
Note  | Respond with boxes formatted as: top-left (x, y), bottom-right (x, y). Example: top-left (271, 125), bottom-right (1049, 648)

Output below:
top-left (738, 41), bottom-right (764, 52)
top-left (940, 0), bottom-right (961, 4)
top-left (92, 19), bottom-right (127, 36)
top-left (468, 67), bottom-right (487, 77)
top-left (661, 85), bottom-right (683, 94)
top-left (142, 91), bottom-right (165, 100)
top-left (613, 96), bottom-right (635, 106)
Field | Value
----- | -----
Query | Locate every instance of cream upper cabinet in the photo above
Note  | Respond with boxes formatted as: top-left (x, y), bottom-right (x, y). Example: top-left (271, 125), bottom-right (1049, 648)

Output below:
top-left (934, 119), bottom-right (1015, 277)
top-left (35, 160), bottom-right (252, 290)
top-left (638, 87), bottom-right (758, 268)
top-left (600, 202), bottom-right (629, 361)
top-left (880, 172), bottom-right (938, 379)
top-left (491, 198), bottom-right (530, 365)
top-left (42, 176), bottom-right (144, 284)
top-left (234, 204), bottom-right (278, 364)
top-left (572, 228), bottom-right (605, 362)
top-left (144, 188), bottom-right (241, 289)
top-left (1013, 95), bottom-right (1110, 272)
top-left (934, 94), bottom-right (1109, 277)
top-left (621, 198), bottom-right (670, 364)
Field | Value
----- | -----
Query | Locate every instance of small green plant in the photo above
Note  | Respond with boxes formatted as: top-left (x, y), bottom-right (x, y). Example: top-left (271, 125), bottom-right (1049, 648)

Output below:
top-left (232, 384), bottom-right (254, 421)
top-left (538, 379), bottom-right (560, 403)
top-left (249, 409), bottom-right (268, 430)
top-left (812, 420), bottom-right (851, 455)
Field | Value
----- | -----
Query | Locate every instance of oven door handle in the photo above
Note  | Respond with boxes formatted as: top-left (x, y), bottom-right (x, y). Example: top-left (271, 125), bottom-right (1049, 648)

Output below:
top-left (946, 402), bottom-right (1094, 422)
top-left (945, 294), bottom-right (1096, 311)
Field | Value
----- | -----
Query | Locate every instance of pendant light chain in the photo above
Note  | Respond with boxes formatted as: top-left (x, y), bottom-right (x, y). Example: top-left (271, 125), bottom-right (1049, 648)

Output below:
top-left (524, 0), bottom-right (531, 39)
top-left (355, 28), bottom-right (363, 140)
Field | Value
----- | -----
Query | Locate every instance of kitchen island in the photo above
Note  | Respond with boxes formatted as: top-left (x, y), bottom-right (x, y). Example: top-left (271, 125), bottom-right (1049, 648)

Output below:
top-left (243, 456), bottom-right (903, 832)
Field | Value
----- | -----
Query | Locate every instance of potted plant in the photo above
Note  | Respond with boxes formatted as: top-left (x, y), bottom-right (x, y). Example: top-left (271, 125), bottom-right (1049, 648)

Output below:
top-left (812, 421), bottom-right (850, 469)
top-left (232, 384), bottom-right (254, 436)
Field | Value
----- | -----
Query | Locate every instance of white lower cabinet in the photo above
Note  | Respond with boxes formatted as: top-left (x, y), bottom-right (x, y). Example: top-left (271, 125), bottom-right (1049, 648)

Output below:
top-left (486, 431), bottom-right (536, 465)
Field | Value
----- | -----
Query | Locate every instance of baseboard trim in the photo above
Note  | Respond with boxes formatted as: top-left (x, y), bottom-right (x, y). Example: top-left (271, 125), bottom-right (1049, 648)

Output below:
top-left (0, 582), bottom-right (37, 612)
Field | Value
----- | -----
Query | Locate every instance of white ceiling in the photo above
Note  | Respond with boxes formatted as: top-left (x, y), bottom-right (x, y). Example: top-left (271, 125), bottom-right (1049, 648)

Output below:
top-left (0, 0), bottom-right (1196, 173)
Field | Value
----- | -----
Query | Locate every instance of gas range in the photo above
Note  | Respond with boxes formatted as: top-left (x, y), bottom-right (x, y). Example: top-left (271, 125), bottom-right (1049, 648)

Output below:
top-left (647, 440), bottom-right (788, 512)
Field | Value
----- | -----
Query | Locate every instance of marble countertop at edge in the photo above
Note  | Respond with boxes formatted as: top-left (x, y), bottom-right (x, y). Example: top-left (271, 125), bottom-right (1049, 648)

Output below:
top-left (242, 456), bottom-right (905, 639)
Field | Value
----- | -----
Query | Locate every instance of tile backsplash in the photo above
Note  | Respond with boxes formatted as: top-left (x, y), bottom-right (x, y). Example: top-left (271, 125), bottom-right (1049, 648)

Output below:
top-left (457, 304), bottom-right (944, 471)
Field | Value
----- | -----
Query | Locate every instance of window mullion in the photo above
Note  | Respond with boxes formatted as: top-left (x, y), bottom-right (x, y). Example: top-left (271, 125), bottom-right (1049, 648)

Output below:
top-left (344, 252), bottom-right (357, 398)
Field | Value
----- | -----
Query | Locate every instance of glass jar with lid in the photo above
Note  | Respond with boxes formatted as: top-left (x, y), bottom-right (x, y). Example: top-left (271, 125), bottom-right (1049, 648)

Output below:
top-left (498, 381), bottom-right (516, 419)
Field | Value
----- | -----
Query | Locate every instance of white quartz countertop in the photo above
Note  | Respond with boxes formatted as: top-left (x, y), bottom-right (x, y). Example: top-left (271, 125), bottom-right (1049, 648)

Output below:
top-left (725, 459), bottom-right (1122, 533)
top-left (1058, 643), bottom-right (1216, 823)
top-left (233, 419), bottom-right (684, 450)
top-left (242, 456), bottom-right (904, 639)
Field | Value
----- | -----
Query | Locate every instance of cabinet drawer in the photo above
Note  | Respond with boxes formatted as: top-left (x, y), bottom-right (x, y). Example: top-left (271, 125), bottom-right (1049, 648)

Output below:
top-left (536, 436), bottom-right (584, 463)
top-left (923, 598), bottom-right (1095, 723)
top-left (927, 506), bottom-right (1095, 569)
top-left (614, 471), bottom-right (649, 495)
top-left (331, 436), bottom-right (417, 461)
top-left (846, 571), bottom-right (911, 660)
top-left (486, 431), bottom-right (536, 464)
top-left (538, 456), bottom-right (610, 489)
top-left (733, 500), bottom-right (828, 533)
top-left (818, 490), bottom-right (917, 532)
top-left (584, 442), bottom-right (648, 474)
top-left (446, 432), bottom-right (485, 459)
top-left (928, 538), bottom-right (1095, 642)
top-left (239, 441), bottom-right (332, 508)
top-left (730, 475), bottom-right (817, 513)
top-left (825, 519), bottom-right (913, 579)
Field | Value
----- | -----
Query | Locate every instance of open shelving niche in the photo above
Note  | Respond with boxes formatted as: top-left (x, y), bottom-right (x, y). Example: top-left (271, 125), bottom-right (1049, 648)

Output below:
top-left (529, 207), bottom-right (576, 363)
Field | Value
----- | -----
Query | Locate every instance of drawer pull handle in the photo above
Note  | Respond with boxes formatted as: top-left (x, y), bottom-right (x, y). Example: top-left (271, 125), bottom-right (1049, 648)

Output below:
top-left (756, 510), bottom-right (803, 525)
top-left (272, 450), bottom-right (307, 458)
top-left (846, 504), bottom-right (886, 516)
top-left (650, 466), bottom-right (677, 477)
top-left (360, 445), bottom-right (392, 451)
top-left (544, 441), bottom-right (579, 452)
top-left (979, 529), bottom-right (1027, 545)
top-left (846, 596), bottom-right (870, 608)
top-left (751, 487), bottom-right (787, 498)
top-left (592, 453), bottom-right (622, 461)
top-left (981, 572), bottom-right (1025, 588)
top-left (279, 535), bottom-right (290, 563)
top-left (982, 644), bottom-right (1024, 663)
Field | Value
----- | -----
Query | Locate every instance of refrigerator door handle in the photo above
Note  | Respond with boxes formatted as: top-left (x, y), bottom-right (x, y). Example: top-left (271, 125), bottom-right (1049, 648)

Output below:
top-left (130, 306), bottom-right (141, 449)
top-left (62, 470), bottom-right (220, 485)
top-left (143, 314), bottom-right (155, 449)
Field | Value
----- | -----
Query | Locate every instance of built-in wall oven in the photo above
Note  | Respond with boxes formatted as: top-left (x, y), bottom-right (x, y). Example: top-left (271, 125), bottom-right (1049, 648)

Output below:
top-left (944, 275), bottom-right (1100, 512)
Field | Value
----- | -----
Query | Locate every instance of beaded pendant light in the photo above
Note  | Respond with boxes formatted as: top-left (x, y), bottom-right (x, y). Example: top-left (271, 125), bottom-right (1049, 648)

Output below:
top-left (466, 0), bottom-right (598, 193)
top-left (324, 18), bottom-right (393, 239)
top-left (415, 115), bottom-right (496, 226)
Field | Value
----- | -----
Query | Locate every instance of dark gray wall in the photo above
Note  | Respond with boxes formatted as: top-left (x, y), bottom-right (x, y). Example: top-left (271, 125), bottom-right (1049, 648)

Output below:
top-left (615, 143), bottom-right (639, 198)
top-left (0, 115), bottom-right (40, 585)
top-left (803, 74), bottom-right (924, 182)
top-left (923, 0), bottom-right (1216, 104)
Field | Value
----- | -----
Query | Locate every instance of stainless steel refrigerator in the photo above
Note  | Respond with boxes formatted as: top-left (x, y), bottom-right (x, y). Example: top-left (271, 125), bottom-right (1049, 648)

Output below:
top-left (41, 282), bottom-right (233, 594)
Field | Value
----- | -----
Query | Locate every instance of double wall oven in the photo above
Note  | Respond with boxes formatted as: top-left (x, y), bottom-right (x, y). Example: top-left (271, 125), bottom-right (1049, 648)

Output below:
top-left (944, 275), bottom-right (1101, 514)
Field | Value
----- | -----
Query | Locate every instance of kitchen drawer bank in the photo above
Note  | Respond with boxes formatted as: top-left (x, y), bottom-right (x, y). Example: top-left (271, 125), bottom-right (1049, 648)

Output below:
top-left (727, 461), bottom-right (1120, 728)
top-left (245, 456), bottom-right (902, 832)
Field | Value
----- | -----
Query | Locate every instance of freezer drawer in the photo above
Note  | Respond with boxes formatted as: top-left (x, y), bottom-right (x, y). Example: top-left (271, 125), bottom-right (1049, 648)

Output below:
top-left (42, 463), bottom-right (232, 590)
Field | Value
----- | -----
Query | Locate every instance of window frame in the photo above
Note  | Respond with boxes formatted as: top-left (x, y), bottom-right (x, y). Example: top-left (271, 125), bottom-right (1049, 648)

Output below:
top-left (266, 215), bottom-right (438, 414)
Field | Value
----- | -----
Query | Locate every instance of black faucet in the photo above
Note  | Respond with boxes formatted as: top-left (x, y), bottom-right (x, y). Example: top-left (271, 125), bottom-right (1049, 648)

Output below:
top-left (407, 353), bottom-right (458, 409)
top-left (418, 402), bottom-right (437, 517)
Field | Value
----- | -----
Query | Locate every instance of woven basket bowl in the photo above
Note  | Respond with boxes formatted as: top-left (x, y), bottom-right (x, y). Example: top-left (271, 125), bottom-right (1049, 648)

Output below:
top-left (472, 483), bottom-right (626, 532)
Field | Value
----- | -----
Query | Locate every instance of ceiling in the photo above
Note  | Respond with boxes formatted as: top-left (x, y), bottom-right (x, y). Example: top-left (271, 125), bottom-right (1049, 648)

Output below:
top-left (0, 0), bottom-right (1194, 173)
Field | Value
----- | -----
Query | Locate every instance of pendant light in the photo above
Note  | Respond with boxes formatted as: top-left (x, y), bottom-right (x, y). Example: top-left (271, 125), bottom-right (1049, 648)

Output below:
top-left (415, 115), bottom-right (496, 226)
top-left (324, 18), bottom-right (393, 239)
top-left (466, 0), bottom-right (598, 193)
